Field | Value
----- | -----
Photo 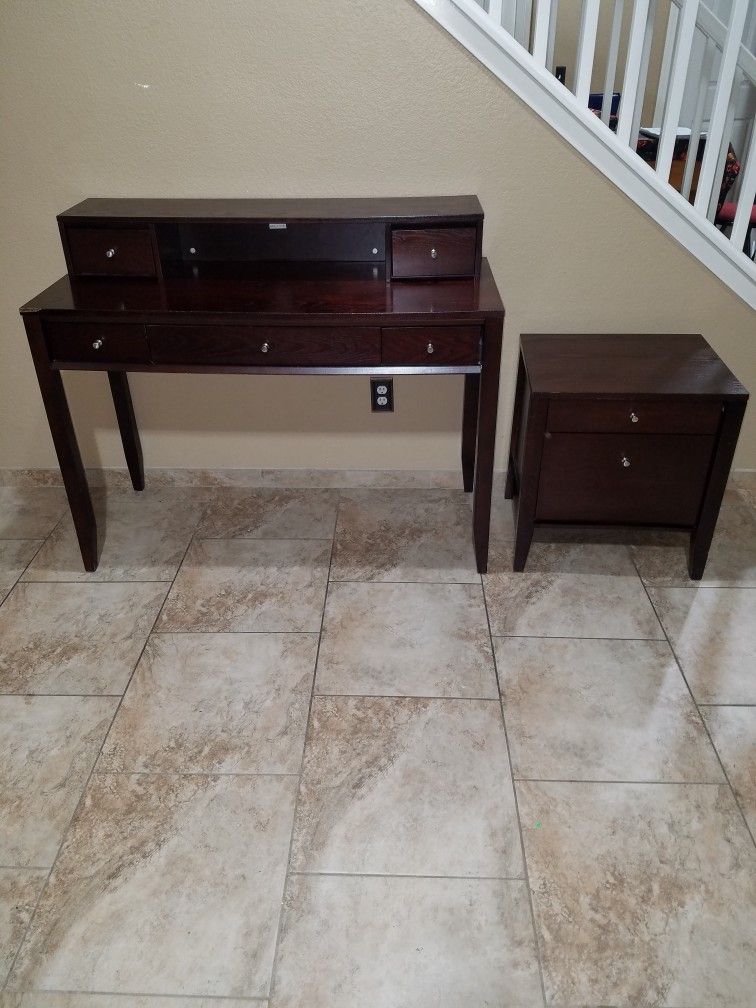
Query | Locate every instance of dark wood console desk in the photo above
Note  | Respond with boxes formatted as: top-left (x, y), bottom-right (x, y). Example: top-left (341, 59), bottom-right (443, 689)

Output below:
top-left (20, 196), bottom-right (505, 573)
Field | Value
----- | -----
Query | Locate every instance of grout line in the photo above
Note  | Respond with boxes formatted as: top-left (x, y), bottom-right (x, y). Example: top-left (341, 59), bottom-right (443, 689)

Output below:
top-left (265, 505), bottom-right (338, 1004)
top-left (328, 578), bottom-right (482, 585)
top-left (288, 869), bottom-right (527, 881)
top-left (698, 702), bottom-right (756, 708)
top-left (0, 866), bottom-right (50, 872)
top-left (1, 522), bottom-right (199, 993)
top-left (631, 554), bottom-right (756, 850)
top-left (514, 777), bottom-right (730, 786)
top-left (312, 692), bottom-right (501, 701)
top-left (91, 769), bottom-right (300, 778)
top-left (482, 568), bottom-right (548, 1006)
top-left (2, 989), bottom-right (267, 1002)
top-left (20, 579), bottom-right (175, 585)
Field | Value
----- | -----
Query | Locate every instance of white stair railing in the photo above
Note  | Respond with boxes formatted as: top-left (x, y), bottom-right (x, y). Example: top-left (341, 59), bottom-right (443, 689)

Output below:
top-left (414, 0), bottom-right (756, 308)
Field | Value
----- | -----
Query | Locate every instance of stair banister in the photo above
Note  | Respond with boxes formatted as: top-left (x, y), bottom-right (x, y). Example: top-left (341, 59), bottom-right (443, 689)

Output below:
top-left (656, 0), bottom-right (699, 183)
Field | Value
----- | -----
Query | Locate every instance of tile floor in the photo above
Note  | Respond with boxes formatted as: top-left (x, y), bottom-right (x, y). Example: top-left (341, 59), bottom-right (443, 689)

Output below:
top-left (0, 477), bottom-right (754, 1007)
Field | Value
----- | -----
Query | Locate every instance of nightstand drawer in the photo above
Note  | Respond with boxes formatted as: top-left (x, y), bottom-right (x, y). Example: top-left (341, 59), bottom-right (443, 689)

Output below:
top-left (391, 227), bottom-right (477, 278)
top-left (45, 323), bottom-right (149, 365)
top-left (537, 432), bottom-right (715, 525)
top-left (66, 226), bottom-right (157, 276)
top-left (148, 325), bottom-right (380, 366)
top-left (381, 326), bottom-right (481, 365)
top-left (547, 398), bottom-right (722, 435)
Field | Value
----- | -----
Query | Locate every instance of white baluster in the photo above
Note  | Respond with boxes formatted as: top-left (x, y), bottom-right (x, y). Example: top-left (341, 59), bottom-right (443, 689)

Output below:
top-left (694, 0), bottom-right (750, 216)
top-left (656, 0), bottom-right (699, 183)
top-left (514, 0), bottom-right (532, 48)
top-left (546, 0), bottom-right (558, 72)
top-left (731, 115), bottom-right (756, 251)
top-left (654, 3), bottom-right (679, 127)
top-left (575, 0), bottom-right (601, 106)
top-left (707, 78), bottom-right (738, 220)
top-left (532, 0), bottom-right (553, 64)
top-left (601, 0), bottom-right (624, 126)
top-left (488, 0), bottom-right (504, 26)
top-left (631, 0), bottom-right (658, 144)
top-left (618, 0), bottom-right (652, 145)
top-left (682, 35), bottom-right (715, 201)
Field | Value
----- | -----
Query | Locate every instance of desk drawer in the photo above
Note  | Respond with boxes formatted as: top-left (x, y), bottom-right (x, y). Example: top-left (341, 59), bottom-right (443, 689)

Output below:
top-left (391, 227), bottom-right (477, 278)
top-left (66, 226), bottom-right (157, 277)
top-left (148, 325), bottom-right (381, 366)
top-left (44, 323), bottom-right (149, 365)
top-left (547, 398), bottom-right (722, 435)
top-left (381, 326), bottom-right (481, 365)
top-left (537, 432), bottom-right (714, 526)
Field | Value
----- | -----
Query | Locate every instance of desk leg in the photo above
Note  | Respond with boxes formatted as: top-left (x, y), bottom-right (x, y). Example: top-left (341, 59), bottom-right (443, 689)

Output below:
top-left (108, 372), bottom-right (144, 491)
top-left (461, 374), bottom-right (479, 492)
top-left (472, 319), bottom-right (502, 574)
top-left (24, 316), bottom-right (97, 571)
top-left (688, 399), bottom-right (746, 579)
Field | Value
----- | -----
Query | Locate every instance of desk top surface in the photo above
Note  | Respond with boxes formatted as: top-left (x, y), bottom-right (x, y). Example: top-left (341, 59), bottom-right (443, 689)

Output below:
top-left (521, 333), bottom-right (748, 399)
top-left (21, 259), bottom-right (504, 321)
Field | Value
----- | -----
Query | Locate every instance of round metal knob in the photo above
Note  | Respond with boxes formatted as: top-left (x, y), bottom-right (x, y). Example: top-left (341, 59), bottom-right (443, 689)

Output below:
top-left (105, 248), bottom-right (116, 259)
top-left (189, 247), bottom-right (197, 255)
top-left (92, 339), bottom-right (103, 350)
top-left (372, 248), bottom-right (378, 255)
top-left (621, 456), bottom-right (631, 468)
top-left (630, 412), bottom-right (639, 423)
top-left (426, 342), bottom-right (435, 355)
top-left (430, 248), bottom-right (438, 259)
top-left (261, 342), bottom-right (270, 353)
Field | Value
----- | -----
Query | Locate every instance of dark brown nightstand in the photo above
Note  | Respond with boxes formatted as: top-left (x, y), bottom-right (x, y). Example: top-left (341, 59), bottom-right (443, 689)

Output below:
top-left (504, 334), bottom-right (749, 579)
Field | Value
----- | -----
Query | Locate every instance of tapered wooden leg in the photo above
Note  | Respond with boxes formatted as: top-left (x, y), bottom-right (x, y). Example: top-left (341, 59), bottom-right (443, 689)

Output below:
top-left (472, 320), bottom-right (503, 574)
top-left (687, 399), bottom-right (746, 580)
top-left (24, 316), bottom-right (97, 571)
top-left (461, 373), bottom-right (479, 492)
top-left (108, 371), bottom-right (144, 491)
top-left (504, 353), bottom-right (526, 500)
top-left (512, 395), bottom-right (548, 573)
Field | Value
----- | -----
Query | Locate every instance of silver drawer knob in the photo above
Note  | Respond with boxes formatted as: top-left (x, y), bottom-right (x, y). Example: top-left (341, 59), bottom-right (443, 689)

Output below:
top-left (261, 342), bottom-right (270, 353)
top-left (430, 248), bottom-right (438, 259)
top-left (105, 248), bottom-right (116, 258)
top-left (630, 412), bottom-right (639, 423)
top-left (426, 342), bottom-right (435, 354)
top-left (621, 456), bottom-right (631, 468)
top-left (92, 339), bottom-right (103, 350)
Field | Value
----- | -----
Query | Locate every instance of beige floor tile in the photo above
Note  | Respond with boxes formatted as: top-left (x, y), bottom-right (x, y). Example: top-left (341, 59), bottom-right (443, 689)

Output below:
top-left (330, 490), bottom-right (479, 583)
top-left (631, 503), bottom-right (756, 586)
top-left (0, 488), bottom-right (66, 540)
top-left (197, 487), bottom-right (338, 539)
top-left (517, 780), bottom-right (756, 1007)
top-left (158, 538), bottom-right (330, 632)
top-left (7, 773), bottom-right (297, 998)
top-left (0, 542), bottom-right (41, 605)
top-left (0, 996), bottom-right (256, 1007)
top-left (290, 696), bottom-right (522, 877)
top-left (730, 470), bottom-right (756, 510)
top-left (484, 542), bottom-right (661, 639)
top-left (271, 874), bottom-right (543, 1008)
top-left (496, 638), bottom-right (723, 782)
top-left (0, 583), bottom-right (167, 695)
top-left (99, 633), bottom-right (316, 773)
top-left (0, 869), bottom-right (46, 986)
top-left (316, 582), bottom-right (497, 698)
top-left (0, 696), bottom-right (117, 867)
top-left (701, 706), bottom-right (756, 835)
top-left (22, 492), bottom-right (206, 582)
top-left (649, 586), bottom-right (756, 703)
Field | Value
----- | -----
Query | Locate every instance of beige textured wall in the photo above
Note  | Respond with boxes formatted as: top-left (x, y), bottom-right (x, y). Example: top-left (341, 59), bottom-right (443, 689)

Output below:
top-left (1, 0), bottom-right (753, 472)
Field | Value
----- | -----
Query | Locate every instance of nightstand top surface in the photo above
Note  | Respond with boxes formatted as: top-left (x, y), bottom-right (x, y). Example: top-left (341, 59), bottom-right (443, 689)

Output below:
top-left (520, 333), bottom-right (748, 399)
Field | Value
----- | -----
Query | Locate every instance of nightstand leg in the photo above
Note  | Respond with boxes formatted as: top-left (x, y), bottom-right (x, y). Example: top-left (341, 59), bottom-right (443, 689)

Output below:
top-left (512, 396), bottom-right (548, 573)
top-left (461, 374), bottom-right (479, 492)
top-left (472, 322), bottom-right (502, 574)
top-left (505, 353), bottom-right (526, 500)
top-left (108, 371), bottom-right (144, 491)
top-left (24, 316), bottom-right (98, 571)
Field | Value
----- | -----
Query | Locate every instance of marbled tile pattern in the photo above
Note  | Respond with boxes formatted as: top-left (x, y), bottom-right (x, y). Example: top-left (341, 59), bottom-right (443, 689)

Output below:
top-left (316, 582), bottom-right (497, 697)
top-left (8, 774), bottom-right (297, 998)
top-left (649, 586), bottom-right (756, 703)
top-left (0, 696), bottom-right (117, 867)
top-left (0, 583), bottom-right (167, 694)
top-left (272, 875), bottom-right (543, 1008)
top-left (197, 487), bottom-right (338, 539)
top-left (0, 870), bottom-right (46, 986)
top-left (2, 481), bottom-right (754, 1005)
top-left (518, 781), bottom-right (756, 1006)
top-left (99, 633), bottom-right (316, 773)
top-left (158, 538), bottom-right (330, 631)
top-left (290, 696), bottom-right (522, 877)
top-left (496, 637), bottom-right (723, 782)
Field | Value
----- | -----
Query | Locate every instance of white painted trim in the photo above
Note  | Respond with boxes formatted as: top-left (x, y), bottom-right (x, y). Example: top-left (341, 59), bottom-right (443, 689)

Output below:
top-left (731, 118), bottom-right (756, 248)
top-left (618, 0), bottom-right (652, 144)
top-left (602, 0), bottom-right (624, 127)
top-left (410, 0), bottom-right (756, 308)
top-left (656, 0), bottom-right (699, 182)
top-left (575, 0), bottom-right (601, 107)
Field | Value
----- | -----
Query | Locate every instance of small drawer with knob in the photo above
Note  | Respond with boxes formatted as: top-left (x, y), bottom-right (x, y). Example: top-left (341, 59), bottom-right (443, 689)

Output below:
top-left (65, 226), bottom-right (157, 277)
top-left (391, 227), bottom-right (477, 279)
top-left (44, 323), bottom-right (150, 366)
top-left (547, 398), bottom-right (721, 435)
top-left (536, 432), bottom-right (716, 525)
top-left (381, 326), bottom-right (481, 365)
